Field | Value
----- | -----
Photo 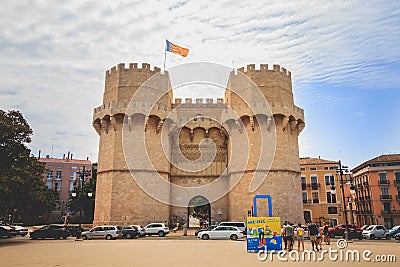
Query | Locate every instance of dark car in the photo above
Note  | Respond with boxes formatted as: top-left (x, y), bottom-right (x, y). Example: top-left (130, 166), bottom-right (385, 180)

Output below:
top-left (328, 224), bottom-right (362, 238)
top-left (119, 226), bottom-right (139, 239)
top-left (0, 225), bottom-right (17, 238)
top-left (30, 224), bottom-right (69, 239)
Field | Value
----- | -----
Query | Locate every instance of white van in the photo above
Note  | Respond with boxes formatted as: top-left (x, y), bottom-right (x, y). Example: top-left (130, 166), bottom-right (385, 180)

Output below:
top-left (218, 222), bottom-right (246, 234)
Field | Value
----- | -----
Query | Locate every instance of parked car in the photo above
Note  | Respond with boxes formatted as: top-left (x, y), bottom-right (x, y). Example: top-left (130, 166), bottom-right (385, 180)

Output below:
top-left (82, 226), bottom-right (121, 240)
top-left (361, 225), bottom-right (370, 231)
top-left (30, 224), bottom-right (69, 239)
top-left (197, 226), bottom-right (243, 240)
top-left (394, 232), bottom-right (400, 241)
top-left (119, 226), bottom-right (139, 239)
top-left (328, 224), bottom-right (362, 238)
top-left (144, 223), bottom-right (169, 237)
top-left (131, 225), bottom-right (146, 237)
top-left (388, 225), bottom-right (400, 237)
top-left (218, 222), bottom-right (246, 234)
top-left (0, 225), bottom-right (17, 238)
top-left (362, 225), bottom-right (390, 240)
top-left (12, 225), bottom-right (28, 237)
top-left (293, 225), bottom-right (310, 239)
top-left (195, 225), bottom-right (217, 237)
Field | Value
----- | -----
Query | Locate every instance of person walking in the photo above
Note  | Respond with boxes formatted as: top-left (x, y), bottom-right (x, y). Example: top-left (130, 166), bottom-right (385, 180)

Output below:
top-left (308, 221), bottom-right (319, 251)
top-left (322, 223), bottom-right (330, 245)
top-left (296, 223), bottom-right (305, 251)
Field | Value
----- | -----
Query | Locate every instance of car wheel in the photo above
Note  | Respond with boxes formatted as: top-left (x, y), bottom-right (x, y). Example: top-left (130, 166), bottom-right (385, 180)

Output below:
top-left (329, 233), bottom-right (335, 238)
top-left (202, 234), bottom-right (209, 240)
top-left (62, 236), bottom-right (67, 240)
top-left (56, 236), bottom-right (61, 240)
top-left (106, 235), bottom-right (112, 240)
top-left (385, 235), bottom-right (390, 240)
top-left (82, 235), bottom-right (88, 240)
top-left (370, 234), bottom-right (375, 240)
top-left (126, 233), bottom-right (132, 239)
top-left (230, 234), bottom-right (238, 241)
top-left (158, 231), bottom-right (165, 237)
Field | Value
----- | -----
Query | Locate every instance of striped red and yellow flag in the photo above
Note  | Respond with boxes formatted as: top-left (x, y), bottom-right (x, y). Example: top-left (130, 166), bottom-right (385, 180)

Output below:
top-left (166, 40), bottom-right (189, 57)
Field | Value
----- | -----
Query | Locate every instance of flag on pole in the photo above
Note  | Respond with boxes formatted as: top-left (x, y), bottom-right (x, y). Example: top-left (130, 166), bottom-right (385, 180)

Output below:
top-left (165, 40), bottom-right (189, 57)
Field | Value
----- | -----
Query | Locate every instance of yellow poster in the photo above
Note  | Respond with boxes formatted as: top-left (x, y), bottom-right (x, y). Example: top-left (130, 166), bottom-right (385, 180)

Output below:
top-left (246, 217), bottom-right (282, 251)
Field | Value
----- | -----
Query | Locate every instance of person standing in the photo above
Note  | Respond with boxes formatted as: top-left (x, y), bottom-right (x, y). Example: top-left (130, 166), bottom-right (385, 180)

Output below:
top-left (308, 221), bottom-right (319, 251)
top-left (281, 221), bottom-right (287, 250)
top-left (296, 223), bottom-right (305, 251)
top-left (285, 222), bottom-right (294, 251)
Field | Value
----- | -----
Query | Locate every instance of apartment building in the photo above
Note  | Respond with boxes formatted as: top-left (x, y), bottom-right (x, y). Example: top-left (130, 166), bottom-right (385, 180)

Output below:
top-left (351, 154), bottom-right (400, 228)
top-left (38, 153), bottom-right (92, 222)
top-left (300, 157), bottom-right (345, 226)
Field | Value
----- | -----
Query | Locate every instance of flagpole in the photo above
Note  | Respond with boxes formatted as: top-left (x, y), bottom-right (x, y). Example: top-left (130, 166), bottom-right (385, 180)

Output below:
top-left (163, 39), bottom-right (167, 73)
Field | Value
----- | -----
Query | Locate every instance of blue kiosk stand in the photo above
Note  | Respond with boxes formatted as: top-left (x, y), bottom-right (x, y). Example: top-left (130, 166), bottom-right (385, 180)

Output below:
top-left (246, 195), bottom-right (282, 252)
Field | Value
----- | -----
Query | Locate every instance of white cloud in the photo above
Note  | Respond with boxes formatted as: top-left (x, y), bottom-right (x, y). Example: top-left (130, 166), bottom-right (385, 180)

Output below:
top-left (0, 0), bottom-right (399, 162)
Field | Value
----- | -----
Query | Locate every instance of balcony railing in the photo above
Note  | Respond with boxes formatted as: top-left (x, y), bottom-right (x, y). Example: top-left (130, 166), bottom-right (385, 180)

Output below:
top-left (366, 196), bottom-right (371, 201)
top-left (363, 181), bottom-right (369, 186)
top-left (312, 198), bottom-right (319, 204)
top-left (357, 184), bottom-right (363, 188)
top-left (359, 196), bottom-right (365, 201)
top-left (380, 195), bottom-right (392, 200)
top-left (396, 195), bottom-right (400, 200)
top-left (307, 183), bottom-right (320, 190)
top-left (301, 184), bottom-right (307, 190)
top-left (382, 210), bottom-right (392, 214)
top-left (302, 199), bottom-right (311, 204)
top-left (395, 179), bottom-right (400, 184)
top-left (378, 180), bottom-right (390, 185)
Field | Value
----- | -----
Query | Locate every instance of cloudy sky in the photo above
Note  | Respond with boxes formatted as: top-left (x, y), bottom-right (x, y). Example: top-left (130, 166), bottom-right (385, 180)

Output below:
top-left (1, 0), bottom-right (399, 169)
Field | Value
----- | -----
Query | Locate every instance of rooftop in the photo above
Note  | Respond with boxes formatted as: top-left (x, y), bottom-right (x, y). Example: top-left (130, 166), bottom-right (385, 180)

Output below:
top-left (352, 154), bottom-right (400, 173)
top-left (300, 157), bottom-right (338, 166)
top-left (38, 157), bottom-right (91, 164)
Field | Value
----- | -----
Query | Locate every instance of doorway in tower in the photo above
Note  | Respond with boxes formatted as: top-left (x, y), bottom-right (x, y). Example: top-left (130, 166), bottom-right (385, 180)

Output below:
top-left (303, 210), bottom-right (311, 223)
top-left (188, 196), bottom-right (211, 228)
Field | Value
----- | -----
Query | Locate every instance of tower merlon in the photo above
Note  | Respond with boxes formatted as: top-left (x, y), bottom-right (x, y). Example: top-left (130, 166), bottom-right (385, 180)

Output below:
top-left (236, 64), bottom-right (291, 78)
top-left (105, 62), bottom-right (161, 77)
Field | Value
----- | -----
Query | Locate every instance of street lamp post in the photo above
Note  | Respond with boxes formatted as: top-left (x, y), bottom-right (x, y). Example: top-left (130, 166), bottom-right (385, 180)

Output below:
top-left (71, 166), bottom-right (91, 240)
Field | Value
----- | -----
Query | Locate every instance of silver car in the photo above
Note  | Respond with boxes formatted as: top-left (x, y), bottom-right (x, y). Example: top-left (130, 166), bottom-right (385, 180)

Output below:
top-left (82, 226), bottom-right (121, 240)
top-left (362, 225), bottom-right (390, 240)
top-left (197, 226), bottom-right (243, 240)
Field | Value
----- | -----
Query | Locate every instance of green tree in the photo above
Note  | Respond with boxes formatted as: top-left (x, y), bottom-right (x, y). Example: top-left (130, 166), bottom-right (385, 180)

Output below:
top-left (0, 109), bottom-right (57, 224)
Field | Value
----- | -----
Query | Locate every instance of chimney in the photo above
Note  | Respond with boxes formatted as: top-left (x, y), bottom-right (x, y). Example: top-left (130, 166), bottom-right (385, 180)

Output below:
top-left (63, 154), bottom-right (65, 159)
top-left (67, 151), bottom-right (70, 159)
top-left (86, 156), bottom-right (89, 160)
top-left (71, 153), bottom-right (73, 160)
top-left (38, 150), bottom-right (41, 159)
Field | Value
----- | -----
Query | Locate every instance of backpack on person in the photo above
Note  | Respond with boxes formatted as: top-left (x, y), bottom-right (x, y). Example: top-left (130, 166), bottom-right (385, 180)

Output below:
top-left (298, 228), bottom-right (304, 237)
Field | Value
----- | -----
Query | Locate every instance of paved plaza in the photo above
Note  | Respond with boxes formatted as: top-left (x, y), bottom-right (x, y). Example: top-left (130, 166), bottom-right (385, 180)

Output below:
top-left (1, 234), bottom-right (399, 267)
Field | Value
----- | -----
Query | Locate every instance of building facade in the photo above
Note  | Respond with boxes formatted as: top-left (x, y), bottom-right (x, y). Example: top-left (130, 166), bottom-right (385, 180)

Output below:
top-left (39, 154), bottom-right (92, 222)
top-left (300, 157), bottom-right (346, 226)
top-left (92, 63), bottom-right (305, 226)
top-left (351, 154), bottom-right (400, 228)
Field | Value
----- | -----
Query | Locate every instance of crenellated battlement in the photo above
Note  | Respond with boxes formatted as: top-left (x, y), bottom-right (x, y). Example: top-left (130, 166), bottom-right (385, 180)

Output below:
top-left (105, 62), bottom-right (161, 77)
top-left (237, 64), bottom-right (291, 78)
top-left (173, 98), bottom-right (225, 105)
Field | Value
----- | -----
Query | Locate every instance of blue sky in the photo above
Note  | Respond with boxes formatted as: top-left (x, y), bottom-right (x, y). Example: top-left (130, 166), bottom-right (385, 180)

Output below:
top-left (0, 0), bottom-right (399, 169)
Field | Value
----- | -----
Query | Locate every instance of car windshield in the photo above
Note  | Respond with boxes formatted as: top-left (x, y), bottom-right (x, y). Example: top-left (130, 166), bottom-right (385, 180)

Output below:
top-left (390, 225), bottom-right (400, 230)
top-left (365, 226), bottom-right (374, 231)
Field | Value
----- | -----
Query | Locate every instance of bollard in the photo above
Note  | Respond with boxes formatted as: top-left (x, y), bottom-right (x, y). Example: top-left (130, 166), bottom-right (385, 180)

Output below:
top-left (183, 224), bottom-right (187, 236)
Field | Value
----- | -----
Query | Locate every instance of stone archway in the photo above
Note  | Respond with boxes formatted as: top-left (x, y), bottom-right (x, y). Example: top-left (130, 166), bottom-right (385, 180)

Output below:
top-left (188, 195), bottom-right (211, 228)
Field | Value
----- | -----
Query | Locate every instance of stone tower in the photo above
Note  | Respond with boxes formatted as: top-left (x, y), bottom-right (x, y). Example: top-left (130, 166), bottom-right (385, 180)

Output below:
top-left (92, 62), bottom-right (305, 226)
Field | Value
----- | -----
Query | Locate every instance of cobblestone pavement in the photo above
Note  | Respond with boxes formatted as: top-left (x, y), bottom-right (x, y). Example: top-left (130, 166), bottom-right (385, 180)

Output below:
top-left (1, 234), bottom-right (399, 267)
